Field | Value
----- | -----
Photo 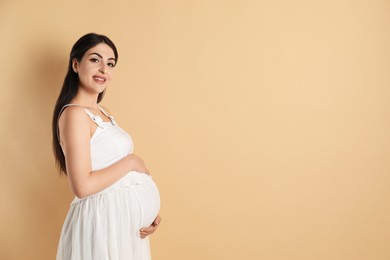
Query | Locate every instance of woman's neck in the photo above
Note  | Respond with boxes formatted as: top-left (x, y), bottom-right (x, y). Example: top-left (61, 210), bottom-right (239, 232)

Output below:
top-left (71, 90), bottom-right (101, 109)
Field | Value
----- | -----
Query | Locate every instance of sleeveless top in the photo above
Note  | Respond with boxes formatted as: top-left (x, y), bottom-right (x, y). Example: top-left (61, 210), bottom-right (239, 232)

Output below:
top-left (58, 104), bottom-right (133, 171)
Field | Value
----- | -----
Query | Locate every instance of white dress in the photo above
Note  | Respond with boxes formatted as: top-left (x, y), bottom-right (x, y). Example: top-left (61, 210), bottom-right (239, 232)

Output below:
top-left (56, 104), bottom-right (160, 260)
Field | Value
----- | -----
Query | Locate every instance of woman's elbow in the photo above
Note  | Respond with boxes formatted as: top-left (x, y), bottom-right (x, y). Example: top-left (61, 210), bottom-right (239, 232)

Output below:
top-left (72, 186), bottom-right (91, 198)
top-left (69, 174), bottom-right (92, 198)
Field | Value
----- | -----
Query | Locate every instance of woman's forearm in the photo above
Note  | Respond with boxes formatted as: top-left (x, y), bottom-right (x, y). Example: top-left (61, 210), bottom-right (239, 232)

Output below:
top-left (70, 154), bottom-right (148, 198)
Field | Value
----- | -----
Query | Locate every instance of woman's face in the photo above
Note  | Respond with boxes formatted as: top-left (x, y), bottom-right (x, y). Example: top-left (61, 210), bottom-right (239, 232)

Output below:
top-left (73, 43), bottom-right (116, 95)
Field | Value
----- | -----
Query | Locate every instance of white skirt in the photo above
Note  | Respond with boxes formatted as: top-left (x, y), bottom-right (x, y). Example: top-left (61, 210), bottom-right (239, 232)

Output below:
top-left (56, 171), bottom-right (160, 260)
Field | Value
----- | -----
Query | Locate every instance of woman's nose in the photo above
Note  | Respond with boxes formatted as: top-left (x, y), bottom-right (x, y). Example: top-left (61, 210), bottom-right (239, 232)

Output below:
top-left (99, 63), bottom-right (106, 73)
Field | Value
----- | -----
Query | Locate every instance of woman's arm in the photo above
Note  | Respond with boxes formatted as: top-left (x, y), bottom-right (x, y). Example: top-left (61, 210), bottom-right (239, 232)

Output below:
top-left (59, 106), bottom-right (147, 198)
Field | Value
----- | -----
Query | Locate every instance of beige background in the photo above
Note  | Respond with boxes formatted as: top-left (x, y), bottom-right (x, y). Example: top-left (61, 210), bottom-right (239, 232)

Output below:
top-left (1, 0), bottom-right (390, 259)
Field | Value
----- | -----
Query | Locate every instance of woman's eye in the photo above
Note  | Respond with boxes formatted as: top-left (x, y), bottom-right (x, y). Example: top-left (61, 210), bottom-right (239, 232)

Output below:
top-left (108, 62), bottom-right (116, 67)
top-left (90, 58), bottom-right (99, 63)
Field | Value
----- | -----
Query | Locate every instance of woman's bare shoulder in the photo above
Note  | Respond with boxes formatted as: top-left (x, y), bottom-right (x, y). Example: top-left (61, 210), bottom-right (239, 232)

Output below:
top-left (58, 106), bottom-right (91, 146)
top-left (59, 105), bottom-right (89, 125)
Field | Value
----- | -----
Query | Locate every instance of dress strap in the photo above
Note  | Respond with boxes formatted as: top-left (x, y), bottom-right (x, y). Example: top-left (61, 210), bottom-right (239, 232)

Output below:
top-left (98, 105), bottom-right (117, 126)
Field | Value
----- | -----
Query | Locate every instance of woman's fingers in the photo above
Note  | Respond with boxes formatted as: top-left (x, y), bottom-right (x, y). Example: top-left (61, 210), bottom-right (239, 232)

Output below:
top-left (139, 215), bottom-right (161, 239)
top-left (140, 226), bottom-right (156, 238)
top-left (153, 215), bottom-right (161, 226)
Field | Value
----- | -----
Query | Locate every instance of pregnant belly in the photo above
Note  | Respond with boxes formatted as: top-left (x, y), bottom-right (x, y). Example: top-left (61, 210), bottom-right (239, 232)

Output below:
top-left (70, 171), bottom-right (160, 228)
top-left (124, 171), bottom-right (161, 227)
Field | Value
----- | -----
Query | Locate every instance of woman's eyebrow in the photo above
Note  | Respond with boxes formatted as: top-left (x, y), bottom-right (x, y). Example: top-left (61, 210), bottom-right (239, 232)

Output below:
top-left (89, 52), bottom-right (116, 61)
top-left (89, 52), bottom-right (103, 58)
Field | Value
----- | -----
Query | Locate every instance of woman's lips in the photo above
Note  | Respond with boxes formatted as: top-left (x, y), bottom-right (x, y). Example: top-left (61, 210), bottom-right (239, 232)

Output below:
top-left (93, 76), bottom-right (106, 83)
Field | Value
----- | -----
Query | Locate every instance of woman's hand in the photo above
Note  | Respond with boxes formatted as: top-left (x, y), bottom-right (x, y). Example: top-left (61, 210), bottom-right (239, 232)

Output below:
top-left (126, 154), bottom-right (150, 174)
top-left (140, 215), bottom-right (161, 239)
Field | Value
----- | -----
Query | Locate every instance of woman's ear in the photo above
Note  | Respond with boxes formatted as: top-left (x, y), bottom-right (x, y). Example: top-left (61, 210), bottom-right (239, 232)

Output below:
top-left (72, 58), bottom-right (79, 73)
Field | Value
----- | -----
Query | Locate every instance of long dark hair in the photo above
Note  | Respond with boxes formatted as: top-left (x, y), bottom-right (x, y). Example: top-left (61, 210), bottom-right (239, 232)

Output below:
top-left (52, 33), bottom-right (119, 175)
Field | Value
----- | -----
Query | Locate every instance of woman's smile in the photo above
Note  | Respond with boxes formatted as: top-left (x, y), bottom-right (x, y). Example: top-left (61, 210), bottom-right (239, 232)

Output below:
top-left (93, 75), bottom-right (107, 83)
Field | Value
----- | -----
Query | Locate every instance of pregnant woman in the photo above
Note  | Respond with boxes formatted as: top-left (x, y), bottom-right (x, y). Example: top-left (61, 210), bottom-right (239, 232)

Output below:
top-left (52, 33), bottom-right (161, 260)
